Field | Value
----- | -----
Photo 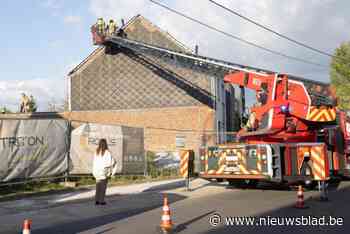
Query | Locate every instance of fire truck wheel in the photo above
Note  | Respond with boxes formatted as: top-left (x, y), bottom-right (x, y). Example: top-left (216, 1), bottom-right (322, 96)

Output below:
top-left (228, 179), bottom-right (240, 187)
top-left (304, 180), bottom-right (317, 190)
top-left (228, 179), bottom-right (258, 188)
top-left (245, 179), bottom-right (258, 188)
top-left (216, 178), bottom-right (224, 183)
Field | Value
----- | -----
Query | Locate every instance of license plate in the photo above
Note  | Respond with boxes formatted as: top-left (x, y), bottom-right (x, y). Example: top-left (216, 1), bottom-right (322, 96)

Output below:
top-left (226, 156), bottom-right (238, 161)
top-left (224, 166), bottom-right (240, 172)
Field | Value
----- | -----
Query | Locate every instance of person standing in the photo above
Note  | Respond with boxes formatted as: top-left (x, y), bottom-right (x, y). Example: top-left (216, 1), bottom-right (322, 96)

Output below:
top-left (97, 17), bottom-right (106, 36)
top-left (92, 138), bottom-right (115, 205)
top-left (20, 93), bottom-right (29, 113)
top-left (107, 19), bottom-right (117, 36)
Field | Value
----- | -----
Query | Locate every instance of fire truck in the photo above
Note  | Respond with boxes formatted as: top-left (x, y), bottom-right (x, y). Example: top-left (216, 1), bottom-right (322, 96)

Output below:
top-left (91, 24), bottom-right (350, 187)
top-left (202, 73), bottom-right (350, 187)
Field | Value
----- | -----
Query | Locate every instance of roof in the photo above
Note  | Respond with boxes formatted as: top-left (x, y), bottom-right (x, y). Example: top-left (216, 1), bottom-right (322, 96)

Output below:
top-left (68, 15), bottom-right (192, 76)
top-left (122, 15), bottom-right (191, 52)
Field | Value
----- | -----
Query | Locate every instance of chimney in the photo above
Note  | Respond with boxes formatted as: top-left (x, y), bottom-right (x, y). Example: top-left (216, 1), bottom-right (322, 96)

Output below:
top-left (121, 19), bottom-right (125, 27)
top-left (195, 45), bottom-right (199, 55)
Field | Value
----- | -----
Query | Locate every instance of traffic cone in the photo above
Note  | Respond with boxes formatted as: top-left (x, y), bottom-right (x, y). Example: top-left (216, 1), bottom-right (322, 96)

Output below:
top-left (160, 194), bottom-right (173, 233)
top-left (295, 185), bottom-right (308, 209)
top-left (22, 219), bottom-right (31, 234)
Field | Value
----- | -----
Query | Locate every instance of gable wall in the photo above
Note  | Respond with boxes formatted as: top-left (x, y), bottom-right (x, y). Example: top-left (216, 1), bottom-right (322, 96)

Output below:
top-left (70, 46), bottom-right (214, 111)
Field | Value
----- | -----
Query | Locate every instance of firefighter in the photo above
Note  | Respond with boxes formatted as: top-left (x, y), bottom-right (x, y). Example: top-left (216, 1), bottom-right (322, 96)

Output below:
top-left (97, 17), bottom-right (106, 36)
top-left (244, 111), bottom-right (258, 131)
top-left (300, 152), bottom-right (313, 177)
top-left (107, 19), bottom-right (117, 36)
top-left (256, 88), bottom-right (268, 106)
top-left (20, 93), bottom-right (29, 113)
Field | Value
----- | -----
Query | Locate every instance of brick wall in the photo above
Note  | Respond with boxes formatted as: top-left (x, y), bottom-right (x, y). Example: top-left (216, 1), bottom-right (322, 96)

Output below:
top-left (62, 105), bottom-right (215, 152)
top-left (70, 46), bottom-right (214, 111)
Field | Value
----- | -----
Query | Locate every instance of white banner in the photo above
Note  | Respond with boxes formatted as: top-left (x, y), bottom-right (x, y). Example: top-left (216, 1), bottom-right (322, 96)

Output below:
top-left (70, 123), bottom-right (145, 174)
top-left (0, 119), bottom-right (69, 182)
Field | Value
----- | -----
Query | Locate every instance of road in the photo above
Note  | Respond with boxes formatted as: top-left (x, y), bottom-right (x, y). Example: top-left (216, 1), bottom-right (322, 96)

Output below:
top-left (1, 179), bottom-right (349, 233)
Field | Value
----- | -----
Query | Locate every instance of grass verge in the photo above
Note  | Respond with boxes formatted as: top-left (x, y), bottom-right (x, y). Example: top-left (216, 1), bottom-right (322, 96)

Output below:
top-left (0, 174), bottom-right (180, 202)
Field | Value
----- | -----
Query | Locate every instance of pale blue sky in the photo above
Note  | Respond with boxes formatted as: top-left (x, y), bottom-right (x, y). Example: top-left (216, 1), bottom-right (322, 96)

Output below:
top-left (0, 0), bottom-right (96, 110)
top-left (1, 1), bottom-right (92, 79)
top-left (0, 0), bottom-right (349, 111)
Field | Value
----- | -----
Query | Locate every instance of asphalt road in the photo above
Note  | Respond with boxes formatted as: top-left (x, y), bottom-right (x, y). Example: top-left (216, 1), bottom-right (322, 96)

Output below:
top-left (2, 179), bottom-right (350, 234)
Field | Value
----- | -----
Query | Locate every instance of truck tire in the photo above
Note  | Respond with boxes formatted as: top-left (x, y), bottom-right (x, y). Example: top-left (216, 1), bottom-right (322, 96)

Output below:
top-left (228, 179), bottom-right (241, 187)
top-left (304, 180), bottom-right (317, 190)
top-left (228, 179), bottom-right (258, 188)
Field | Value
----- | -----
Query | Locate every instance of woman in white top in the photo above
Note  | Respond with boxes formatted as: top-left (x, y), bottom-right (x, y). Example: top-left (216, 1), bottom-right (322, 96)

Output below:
top-left (92, 138), bottom-right (114, 205)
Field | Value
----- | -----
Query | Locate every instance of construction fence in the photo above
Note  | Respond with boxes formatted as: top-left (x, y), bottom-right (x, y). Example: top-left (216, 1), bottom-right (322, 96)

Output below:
top-left (0, 117), bottom-right (237, 185)
top-left (0, 119), bottom-right (146, 184)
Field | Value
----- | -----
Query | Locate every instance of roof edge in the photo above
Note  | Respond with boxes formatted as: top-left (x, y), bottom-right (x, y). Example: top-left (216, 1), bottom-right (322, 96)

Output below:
top-left (68, 47), bottom-right (104, 76)
top-left (68, 14), bottom-right (193, 76)
top-left (124, 15), bottom-right (192, 53)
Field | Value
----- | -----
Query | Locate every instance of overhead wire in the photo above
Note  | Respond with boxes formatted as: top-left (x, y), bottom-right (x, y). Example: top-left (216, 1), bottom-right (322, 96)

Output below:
top-left (149, 0), bottom-right (328, 68)
top-left (209, 0), bottom-right (344, 63)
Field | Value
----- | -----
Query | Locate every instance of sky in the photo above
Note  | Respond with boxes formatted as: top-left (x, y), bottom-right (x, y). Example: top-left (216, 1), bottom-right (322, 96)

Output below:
top-left (0, 0), bottom-right (349, 111)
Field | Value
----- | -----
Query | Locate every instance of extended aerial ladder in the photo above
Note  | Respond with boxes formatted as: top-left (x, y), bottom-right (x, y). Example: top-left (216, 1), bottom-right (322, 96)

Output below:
top-left (92, 26), bottom-right (336, 121)
top-left (91, 25), bottom-right (350, 186)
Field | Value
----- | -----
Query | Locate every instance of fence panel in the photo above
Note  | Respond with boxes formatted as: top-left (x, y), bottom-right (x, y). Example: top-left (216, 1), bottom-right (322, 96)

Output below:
top-left (69, 122), bottom-right (145, 175)
top-left (0, 119), bottom-right (69, 182)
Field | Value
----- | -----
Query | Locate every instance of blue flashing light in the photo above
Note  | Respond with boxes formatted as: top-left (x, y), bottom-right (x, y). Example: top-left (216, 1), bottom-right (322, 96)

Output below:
top-left (280, 105), bottom-right (289, 114)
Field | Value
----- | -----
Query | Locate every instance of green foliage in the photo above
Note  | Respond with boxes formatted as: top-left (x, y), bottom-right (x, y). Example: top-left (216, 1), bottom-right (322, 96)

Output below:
top-left (28, 96), bottom-right (37, 112)
top-left (146, 151), bottom-right (158, 178)
top-left (330, 41), bottom-right (350, 109)
top-left (0, 180), bottom-right (67, 201)
top-left (146, 151), bottom-right (179, 178)
top-left (0, 107), bottom-right (12, 114)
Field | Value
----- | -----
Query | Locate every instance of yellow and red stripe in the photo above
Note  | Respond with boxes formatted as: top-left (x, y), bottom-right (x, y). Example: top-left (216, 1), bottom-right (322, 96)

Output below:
top-left (307, 106), bottom-right (336, 122)
top-left (180, 150), bottom-right (189, 178)
top-left (310, 146), bottom-right (328, 180)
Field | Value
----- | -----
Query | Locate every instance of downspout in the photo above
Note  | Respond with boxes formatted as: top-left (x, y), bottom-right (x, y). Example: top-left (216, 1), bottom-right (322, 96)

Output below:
top-left (67, 75), bottom-right (72, 111)
top-left (211, 77), bottom-right (218, 144)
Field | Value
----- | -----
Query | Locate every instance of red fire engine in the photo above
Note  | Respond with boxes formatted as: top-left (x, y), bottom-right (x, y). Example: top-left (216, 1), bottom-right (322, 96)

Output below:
top-left (201, 72), bottom-right (350, 187)
top-left (91, 24), bottom-right (350, 187)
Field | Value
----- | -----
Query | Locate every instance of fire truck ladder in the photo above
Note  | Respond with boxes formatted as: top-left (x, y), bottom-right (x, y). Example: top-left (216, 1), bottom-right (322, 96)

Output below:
top-left (105, 35), bottom-right (334, 106)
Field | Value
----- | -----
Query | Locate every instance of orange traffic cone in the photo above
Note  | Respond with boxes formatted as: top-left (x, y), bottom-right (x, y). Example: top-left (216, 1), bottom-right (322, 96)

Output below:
top-left (22, 219), bottom-right (31, 234)
top-left (295, 185), bottom-right (308, 209)
top-left (160, 194), bottom-right (173, 233)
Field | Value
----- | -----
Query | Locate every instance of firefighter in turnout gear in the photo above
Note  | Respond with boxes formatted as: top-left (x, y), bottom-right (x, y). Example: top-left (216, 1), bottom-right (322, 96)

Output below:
top-left (20, 93), bottom-right (30, 113)
top-left (243, 111), bottom-right (258, 131)
top-left (107, 19), bottom-right (117, 36)
top-left (97, 17), bottom-right (106, 36)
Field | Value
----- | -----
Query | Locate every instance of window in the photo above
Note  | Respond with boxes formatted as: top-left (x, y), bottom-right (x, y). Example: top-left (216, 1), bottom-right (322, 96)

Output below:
top-left (175, 135), bottom-right (186, 148)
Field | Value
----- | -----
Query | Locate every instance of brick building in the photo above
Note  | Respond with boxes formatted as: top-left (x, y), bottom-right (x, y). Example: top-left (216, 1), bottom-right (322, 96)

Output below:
top-left (66, 15), bottom-right (241, 153)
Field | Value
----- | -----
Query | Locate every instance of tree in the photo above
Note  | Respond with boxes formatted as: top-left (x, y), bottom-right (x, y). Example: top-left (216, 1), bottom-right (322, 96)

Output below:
top-left (27, 95), bottom-right (37, 112)
top-left (330, 42), bottom-right (350, 110)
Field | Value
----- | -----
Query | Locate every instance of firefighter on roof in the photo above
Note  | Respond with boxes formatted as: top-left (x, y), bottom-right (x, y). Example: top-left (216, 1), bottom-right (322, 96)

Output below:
top-left (20, 93), bottom-right (29, 113)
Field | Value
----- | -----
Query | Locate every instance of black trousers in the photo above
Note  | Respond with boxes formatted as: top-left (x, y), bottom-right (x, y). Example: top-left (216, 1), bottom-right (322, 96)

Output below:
top-left (95, 179), bottom-right (108, 203)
